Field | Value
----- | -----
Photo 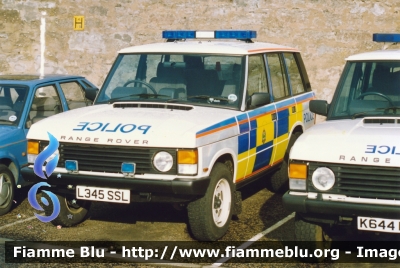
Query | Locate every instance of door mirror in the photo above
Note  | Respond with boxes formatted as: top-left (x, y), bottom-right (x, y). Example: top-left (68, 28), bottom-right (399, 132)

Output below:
top-left (85, 88), bottom-right (99, 101)
top-left (247, 92), bottom-right (271, 109)
top-left (310, 100), bottom-right (329, 116)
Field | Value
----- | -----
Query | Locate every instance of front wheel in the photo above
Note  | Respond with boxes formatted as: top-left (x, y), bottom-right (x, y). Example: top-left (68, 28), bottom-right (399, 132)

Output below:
top-left (294, 213), bottom-right (332, 261)
top-left (42, 192), bottom-right (91, 227)
top-left (0, 164), bottom-right (15, 216)
top-left (187, 163), bottom-right (233, 241)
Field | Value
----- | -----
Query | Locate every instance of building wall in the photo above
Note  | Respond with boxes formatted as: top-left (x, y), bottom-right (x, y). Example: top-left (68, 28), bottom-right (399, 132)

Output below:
top-left (0, 0), bottom-right (399, 106)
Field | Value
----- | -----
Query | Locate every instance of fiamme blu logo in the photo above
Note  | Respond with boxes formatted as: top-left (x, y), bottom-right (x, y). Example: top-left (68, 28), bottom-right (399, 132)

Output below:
top-left (27, 132), bottom-right (61, 222)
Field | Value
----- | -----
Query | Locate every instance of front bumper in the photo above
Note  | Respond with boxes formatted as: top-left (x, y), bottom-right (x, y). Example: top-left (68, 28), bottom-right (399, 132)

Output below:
top-left (21, 166), bottom-right (210, 201)
top-left (283, 191), bottom-right (400, 223)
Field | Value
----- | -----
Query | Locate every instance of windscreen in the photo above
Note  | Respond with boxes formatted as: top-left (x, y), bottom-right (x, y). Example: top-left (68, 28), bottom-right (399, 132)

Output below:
top-left (330, 61), bottom-right (400, 119)
top-left (96, 54), bottom-right (245, 110)
top-left (0, 85), bottom-right (29, 126)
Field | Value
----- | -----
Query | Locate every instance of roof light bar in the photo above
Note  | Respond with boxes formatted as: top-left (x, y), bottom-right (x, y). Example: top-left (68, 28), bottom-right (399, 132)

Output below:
top-left (162, 30), bottom-right (257, 40)
top-left (373, 33), bottom-right (400, 43)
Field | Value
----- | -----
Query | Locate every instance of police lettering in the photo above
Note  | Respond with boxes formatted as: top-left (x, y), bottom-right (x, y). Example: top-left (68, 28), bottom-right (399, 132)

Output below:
top-left (73, 122), bottom-right (151, 134)
top-left (303, 112), bottom-right (314, 123)
top-left (365, 145), bottom-right (400, 155)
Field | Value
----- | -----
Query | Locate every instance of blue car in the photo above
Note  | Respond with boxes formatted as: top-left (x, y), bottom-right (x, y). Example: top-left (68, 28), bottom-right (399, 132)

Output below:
top-left (0, 74), bottom-right (98, 215)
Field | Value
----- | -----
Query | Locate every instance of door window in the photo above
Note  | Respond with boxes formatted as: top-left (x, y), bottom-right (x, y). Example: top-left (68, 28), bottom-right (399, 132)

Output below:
top-left (60, 81), bottom-right (90, 109)
top-left (266, 53), bottom-right (290, 100)
top-left (27, 85), bottom-right (62, 128)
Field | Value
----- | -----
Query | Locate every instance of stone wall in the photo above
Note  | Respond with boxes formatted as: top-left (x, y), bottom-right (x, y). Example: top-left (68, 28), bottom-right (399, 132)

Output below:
top-left (0, 0), bottom-right (399, 106)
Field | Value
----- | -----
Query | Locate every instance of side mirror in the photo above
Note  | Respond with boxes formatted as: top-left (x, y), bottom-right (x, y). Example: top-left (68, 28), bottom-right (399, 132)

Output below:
top-left (310, 100), bottom-right (329, 116)
top-left (85, 88), bottom-right (99, 102)
top-left (247, 92), bottom-right (271, 109)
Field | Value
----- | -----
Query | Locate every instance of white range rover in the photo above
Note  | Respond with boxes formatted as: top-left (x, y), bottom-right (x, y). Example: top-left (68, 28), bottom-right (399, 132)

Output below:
top-left (283, 33), bottom-right (400, 243)
top-left (22, 30), bottom-right (315, 241)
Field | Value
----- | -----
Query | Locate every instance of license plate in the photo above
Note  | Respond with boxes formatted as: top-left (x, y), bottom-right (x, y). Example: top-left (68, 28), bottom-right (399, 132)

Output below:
top-left (358, 216), bottom-right (400, 233)
top-left (76, 186), bottom-right (130, 204)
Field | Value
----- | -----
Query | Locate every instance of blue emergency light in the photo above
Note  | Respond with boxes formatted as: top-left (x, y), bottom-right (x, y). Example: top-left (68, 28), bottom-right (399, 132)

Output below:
top-left (373, 33), bottom-right (400, 43)
top-left (65, 160), bottom-right (78, 173)
top-left (162, 30), bottom-right (257, 40)
top-left (121, 162), bottom-right (135, 175)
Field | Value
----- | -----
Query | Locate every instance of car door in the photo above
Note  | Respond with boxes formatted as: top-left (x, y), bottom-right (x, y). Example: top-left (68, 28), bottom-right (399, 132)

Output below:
top-left (265, 53), bottom-right (297, 166)
top-left (239, 54), bottom-right (277, 182)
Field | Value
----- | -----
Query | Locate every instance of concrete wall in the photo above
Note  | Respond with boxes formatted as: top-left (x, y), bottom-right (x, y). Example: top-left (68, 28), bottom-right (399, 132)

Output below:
top-left (1, 0), bottom-right (399, 105)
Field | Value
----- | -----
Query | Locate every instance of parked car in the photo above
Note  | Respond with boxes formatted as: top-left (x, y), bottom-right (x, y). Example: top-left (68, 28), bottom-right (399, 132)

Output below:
top-left (0, 74), bottom-right (98, 215)
top-left (283, 33), bottom-right (400, 246)
top-left (22, 30), bottom-right (315, 241)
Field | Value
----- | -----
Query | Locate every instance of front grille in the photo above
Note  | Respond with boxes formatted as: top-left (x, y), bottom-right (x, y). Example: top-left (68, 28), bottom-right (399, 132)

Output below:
top-left (308, 162), bottom-right (400, 200)
top-left (40, 142), bottom-right (177, 174)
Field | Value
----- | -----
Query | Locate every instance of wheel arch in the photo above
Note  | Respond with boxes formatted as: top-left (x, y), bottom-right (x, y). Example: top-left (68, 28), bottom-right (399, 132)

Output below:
top-left (289, 123), bottom-right (304, 138)
top-left (207, 150), bottom-right (236, 184)
top-left (0, 158), bottom-right (19, 185)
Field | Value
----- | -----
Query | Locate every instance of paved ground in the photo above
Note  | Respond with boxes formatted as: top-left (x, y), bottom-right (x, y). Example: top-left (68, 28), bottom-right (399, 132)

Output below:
top-left (0, 179), bottom-right (397, 268)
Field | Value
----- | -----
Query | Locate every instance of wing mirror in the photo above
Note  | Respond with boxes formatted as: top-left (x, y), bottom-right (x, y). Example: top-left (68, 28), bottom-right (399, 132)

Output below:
top-left (247, 92), bottom-right (271, 109)
top-left (85, 88), bottom-right (99, 102)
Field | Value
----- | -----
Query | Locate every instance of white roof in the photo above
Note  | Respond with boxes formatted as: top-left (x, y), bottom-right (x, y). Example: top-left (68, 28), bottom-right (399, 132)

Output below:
top-left (346, 49), bottom-right (400, 61)
top-left (118, 41), bottom-right (299, 55)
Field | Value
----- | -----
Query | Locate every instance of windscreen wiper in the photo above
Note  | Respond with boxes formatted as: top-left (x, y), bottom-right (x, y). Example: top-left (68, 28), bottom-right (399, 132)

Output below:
top-left (108, 93), bottom-right (168, 103)
top-left (188, 95), bottom-right (229, 101)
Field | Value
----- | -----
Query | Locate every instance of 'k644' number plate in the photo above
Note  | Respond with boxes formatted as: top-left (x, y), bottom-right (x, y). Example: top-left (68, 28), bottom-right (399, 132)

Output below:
top-left (358, 216), bottom-right (400, 233)
top-left (76, 186), bottom-right (130, 204)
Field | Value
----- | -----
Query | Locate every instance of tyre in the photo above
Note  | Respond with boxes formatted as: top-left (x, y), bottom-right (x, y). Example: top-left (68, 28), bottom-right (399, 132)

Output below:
top-left (294, 213), bottom-right (332, 261)
top-left (42, 191), bottom-right (91, 227)
top-left (0, 164), bottom-right (15, 216)
top-left (187, 163), bottom-right (233, 241)
top-left (268, 131), bottom-right (301, 193)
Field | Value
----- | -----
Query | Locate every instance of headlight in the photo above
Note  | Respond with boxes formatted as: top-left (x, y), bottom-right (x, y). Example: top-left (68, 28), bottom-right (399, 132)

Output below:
top-left (312, 167), bottom-right (335, 191)
top-left (153, 151), bottom-right (173, 172)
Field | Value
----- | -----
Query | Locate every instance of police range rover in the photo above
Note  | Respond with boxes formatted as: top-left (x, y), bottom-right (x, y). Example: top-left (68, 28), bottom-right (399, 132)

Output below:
top-left (283, 33), bottom-right (400, 243)
top-left (23, 30), bottom-right (315, 241)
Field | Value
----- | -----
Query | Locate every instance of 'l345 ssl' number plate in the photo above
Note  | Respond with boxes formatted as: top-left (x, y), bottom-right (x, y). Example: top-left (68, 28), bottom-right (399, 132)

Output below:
top-left (76, 185), bottom-right (130, 204)
top-left (358, 216), bottom-right (400, 233)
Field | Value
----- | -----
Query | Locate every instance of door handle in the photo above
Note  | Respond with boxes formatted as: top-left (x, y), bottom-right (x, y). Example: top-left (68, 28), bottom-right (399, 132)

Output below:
top-left (272, 113), bottom-right (277, 121)
top-left (292, 106), bottom-right (296, 113)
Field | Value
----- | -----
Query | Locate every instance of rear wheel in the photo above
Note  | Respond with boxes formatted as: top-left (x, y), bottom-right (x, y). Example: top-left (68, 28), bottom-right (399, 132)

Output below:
top-left (187, 163), bottom-right (233, 241)
top-left (268, 131), bottom-right (301, 193)
top-left (0, 164), bottom-right (15, 216)
top-left (42, 192), bottom-right (91, 227)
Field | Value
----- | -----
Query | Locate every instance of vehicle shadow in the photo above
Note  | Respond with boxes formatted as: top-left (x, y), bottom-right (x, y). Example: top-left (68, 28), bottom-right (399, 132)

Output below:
top-left (88, 201), bottom-right (188, 224)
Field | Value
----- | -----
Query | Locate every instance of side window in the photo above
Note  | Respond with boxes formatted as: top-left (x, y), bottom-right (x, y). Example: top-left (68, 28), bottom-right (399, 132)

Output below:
top-left (266, 53), bottom-right (289, 100)
top-left (247, 55), bottom-right (268, 96)
top-left (60, 81), bottom-right (90, 109)
top-left (283, 53), bottom-right (305, 95)
top-left (27, 85), bottom-right (62, 128)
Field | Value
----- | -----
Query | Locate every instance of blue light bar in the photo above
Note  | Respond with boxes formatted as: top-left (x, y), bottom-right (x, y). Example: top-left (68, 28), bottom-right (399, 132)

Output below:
top-left (215, 30), bottom-right (257, 39)
top-left (162, 30), bottom-right (256, 40)
top-left (162, 30), bottom-right (196, 39)
top-left (373, 33), bottom-right (400, 43)
top-left (65, 160), bottom-right (78, 173)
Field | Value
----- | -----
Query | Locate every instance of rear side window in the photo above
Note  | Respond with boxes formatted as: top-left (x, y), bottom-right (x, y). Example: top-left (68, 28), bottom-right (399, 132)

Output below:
top-left (283, 53), bottom-right (306, 95)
